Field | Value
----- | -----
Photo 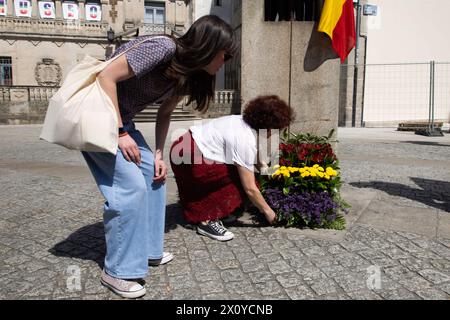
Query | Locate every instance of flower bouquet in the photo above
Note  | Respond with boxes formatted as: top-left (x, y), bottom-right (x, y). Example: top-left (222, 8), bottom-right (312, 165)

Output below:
top-left (258, 130), bottom-right (349, 230)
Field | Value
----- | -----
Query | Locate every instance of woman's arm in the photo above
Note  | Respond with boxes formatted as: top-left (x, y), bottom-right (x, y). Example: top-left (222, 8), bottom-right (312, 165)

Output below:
top-left (97, 55), bottom-right (142, 164)
top-left (153, 95), bottom-right (183, 182)
top-left (97, 55), bottom-right (135, 127)
top-left (236, 165), bottom-right (276, 224)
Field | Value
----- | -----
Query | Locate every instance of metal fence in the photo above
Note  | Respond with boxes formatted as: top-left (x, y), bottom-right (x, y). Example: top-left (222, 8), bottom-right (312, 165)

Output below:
top-left (340, 62), bottom-right (450, 129)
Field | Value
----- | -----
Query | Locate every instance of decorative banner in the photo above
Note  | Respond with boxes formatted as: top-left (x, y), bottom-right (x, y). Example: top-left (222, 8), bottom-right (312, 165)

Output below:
top-left (39, 1), bottom-right (55, 19)
top-left (0, 0), bottom-right (7, 16)
top-left (85, 4), bottom-right (101, 22)
top-left (62, 1), bottom-right (79, 20)
top-left (14, 0), bottom-right (32, 17)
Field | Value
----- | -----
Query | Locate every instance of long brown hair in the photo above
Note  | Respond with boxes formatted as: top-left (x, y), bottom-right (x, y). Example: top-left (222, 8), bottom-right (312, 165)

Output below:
top-left (165, 15), bottom-right (237, 112)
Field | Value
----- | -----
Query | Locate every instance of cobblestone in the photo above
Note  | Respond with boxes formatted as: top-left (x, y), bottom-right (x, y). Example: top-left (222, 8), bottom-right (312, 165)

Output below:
top-left (418, 269), bottom-right (450, 284)
top-left (254, 281), bottom-right (283, 296)
top-left (248, 271), bottom-right (275, 284)
top-left (0, 125), bottom-right (449, 300)
top-left (275, 274), bottom-right (303, 288)
top-left (309, 278), bottom-right (340, 295)
top-left (267, 260), bottom-right (293, 275)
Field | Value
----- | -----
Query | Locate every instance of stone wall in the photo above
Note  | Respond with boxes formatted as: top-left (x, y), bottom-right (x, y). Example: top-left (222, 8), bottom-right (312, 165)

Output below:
top-left (240, 0), bottom-right (340, 138)
top-left (0, 86), bottom-right (58, 124)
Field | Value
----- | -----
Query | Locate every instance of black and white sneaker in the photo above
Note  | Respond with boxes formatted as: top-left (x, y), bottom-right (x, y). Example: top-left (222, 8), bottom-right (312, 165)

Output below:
top-left (197, 220), bottom-right (234, 241)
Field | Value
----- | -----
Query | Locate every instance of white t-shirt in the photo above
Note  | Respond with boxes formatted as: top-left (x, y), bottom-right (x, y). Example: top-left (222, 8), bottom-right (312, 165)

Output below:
top-left (190, 115), bottom-right (257, 172)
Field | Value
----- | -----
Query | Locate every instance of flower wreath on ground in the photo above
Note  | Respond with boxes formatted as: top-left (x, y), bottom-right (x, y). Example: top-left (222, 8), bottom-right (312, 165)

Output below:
top-left (258, 130), bottom-right (350, 230)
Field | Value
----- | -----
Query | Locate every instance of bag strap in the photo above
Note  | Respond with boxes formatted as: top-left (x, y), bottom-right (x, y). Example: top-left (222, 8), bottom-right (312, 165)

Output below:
top-left (107, 35), bottom-right (170, 65)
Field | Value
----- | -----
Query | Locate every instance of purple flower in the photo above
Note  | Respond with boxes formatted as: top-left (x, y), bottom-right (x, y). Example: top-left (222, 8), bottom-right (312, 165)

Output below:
top-left (263, 189), bottom-right (342, 228)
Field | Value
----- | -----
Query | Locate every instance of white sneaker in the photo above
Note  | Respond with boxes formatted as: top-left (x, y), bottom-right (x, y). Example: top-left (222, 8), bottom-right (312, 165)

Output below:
top-left (148, 252), bottom-right (174, 266)
top-left (100, 270), bottom-right (146, 299)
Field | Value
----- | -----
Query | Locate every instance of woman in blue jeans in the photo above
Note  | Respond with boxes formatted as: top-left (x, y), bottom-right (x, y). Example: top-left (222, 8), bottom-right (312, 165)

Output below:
top-left (83, 15), bottom-right (236, 298)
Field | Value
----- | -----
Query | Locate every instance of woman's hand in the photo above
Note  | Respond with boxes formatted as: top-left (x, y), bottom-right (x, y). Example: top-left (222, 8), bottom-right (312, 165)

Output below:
top-left (118, 134), bottom-right (141, 165)
top-left (153, 151), bottom-right (168, 182)
top-left (236, 165), bottom-right (277, 225)
top-left (263, 209), bottom-right (277, 225)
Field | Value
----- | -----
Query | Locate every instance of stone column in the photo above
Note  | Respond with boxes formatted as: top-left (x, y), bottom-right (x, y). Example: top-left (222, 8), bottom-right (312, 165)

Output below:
top-left (290, 23), bottom-right (340, 136)
top-left (6, 0), bottom-right (13, 17)
top-left (241, 0), bottom-right (291, 105)
top-left (78, 0), bottom-right (85, 22)
top-left (31, 0), bottom-right (38, 18)
top-left (241, 0), bottom-right (339, 137)
top-left (101, 0), bottom-right (109, 24)
top-left (55, 0), bottom-right (63, 20)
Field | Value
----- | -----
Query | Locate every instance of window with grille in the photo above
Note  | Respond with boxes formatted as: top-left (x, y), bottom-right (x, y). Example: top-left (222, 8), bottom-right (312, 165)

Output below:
top-left (0, 57), bottom-right (12, 86)
top-left (215, 0), bottom-right (222, 7)
top-left (265, 0), bottom-right (321, 22)
top-left (144, 1), bottom-right (165, 24)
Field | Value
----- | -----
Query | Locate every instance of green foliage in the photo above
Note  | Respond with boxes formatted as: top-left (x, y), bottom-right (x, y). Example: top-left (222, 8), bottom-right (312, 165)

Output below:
top-left (259, 129), bottom-right (350, 231)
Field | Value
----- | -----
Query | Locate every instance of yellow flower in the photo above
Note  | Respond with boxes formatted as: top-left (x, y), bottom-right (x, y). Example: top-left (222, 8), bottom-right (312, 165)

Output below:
top-left (326, 167), bottom-right (337, 177)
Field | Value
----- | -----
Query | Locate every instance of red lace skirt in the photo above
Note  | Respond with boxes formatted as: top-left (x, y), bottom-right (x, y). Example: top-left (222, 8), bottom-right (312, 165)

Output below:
top-left (169, 131), bottom-right (246, 223)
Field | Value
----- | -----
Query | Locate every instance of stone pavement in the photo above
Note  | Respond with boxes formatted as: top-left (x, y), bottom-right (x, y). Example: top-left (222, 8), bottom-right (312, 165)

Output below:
top-left (0, 123), bottom-right (449, 300)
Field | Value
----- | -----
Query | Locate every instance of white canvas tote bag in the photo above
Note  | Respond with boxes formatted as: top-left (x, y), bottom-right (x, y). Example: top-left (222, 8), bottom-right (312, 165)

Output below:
top-left (39, 37), bottom-right (161, 155)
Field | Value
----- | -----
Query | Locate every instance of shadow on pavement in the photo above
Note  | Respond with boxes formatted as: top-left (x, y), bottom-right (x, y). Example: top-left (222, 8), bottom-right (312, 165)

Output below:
top-left (49, 222), bottom-right (105, 269)
top-left (400, 140), bottom-right (450, 147)
top-left (165, 202), bottom-right (271, 231)
top-left (48, 204), bottom-right (186, 266)
top-left (350, 177), bottom-right (450, 213)
top-left (49, 203), bottom-right (270, 265)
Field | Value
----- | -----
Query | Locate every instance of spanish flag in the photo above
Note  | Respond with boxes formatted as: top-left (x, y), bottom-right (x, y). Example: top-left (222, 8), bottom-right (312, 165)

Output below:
top-left (318, 0), bottom-right (356, 63)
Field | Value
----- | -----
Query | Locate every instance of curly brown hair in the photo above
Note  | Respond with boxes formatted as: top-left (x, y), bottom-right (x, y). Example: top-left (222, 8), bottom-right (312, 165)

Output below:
top-left (242, 95), bottom-right (295, 130)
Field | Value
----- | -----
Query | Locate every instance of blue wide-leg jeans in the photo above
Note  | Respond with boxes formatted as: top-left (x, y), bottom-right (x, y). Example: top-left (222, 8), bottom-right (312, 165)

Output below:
top-left (82, 121), bottom-right (166, 279)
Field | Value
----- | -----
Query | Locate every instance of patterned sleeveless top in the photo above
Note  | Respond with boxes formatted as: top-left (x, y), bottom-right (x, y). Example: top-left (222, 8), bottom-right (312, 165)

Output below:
top-left (108, 35), bottom-right (177, 122)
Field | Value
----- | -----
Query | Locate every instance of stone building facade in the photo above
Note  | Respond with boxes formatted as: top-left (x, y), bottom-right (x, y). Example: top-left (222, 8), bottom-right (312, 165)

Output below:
top-left (0, 0), bottom-right (192, 86)
top-left (0, 0), bottom-right (193, 123)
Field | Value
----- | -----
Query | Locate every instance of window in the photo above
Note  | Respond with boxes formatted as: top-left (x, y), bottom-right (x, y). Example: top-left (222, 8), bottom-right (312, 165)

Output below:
top-left (144, 1), bottom-right (165, 24)
top-left (265, 0), bottom-right (320, 22)
top-left (215, 0), bottom-right (222, 7)
top-left (0, 57), bottom-right (12, 86)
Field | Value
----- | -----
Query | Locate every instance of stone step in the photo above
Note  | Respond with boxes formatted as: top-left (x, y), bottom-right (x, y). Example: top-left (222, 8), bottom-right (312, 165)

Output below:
top-left (134, 105), bottom-right (201, 122)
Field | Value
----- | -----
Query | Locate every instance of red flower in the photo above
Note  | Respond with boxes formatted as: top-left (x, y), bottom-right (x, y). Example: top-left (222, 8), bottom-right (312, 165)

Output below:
top-left (297, 149), bottom-right (308, 161)
top-left (279, 158), bottom-right (292, 166)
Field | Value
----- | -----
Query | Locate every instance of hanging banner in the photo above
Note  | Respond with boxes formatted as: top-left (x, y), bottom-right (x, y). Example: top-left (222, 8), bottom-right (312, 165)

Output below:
top-left (39, 1), bottom-right (55, 19)
top-left (85, 3), bottom-right (101, 21)
top-left (0, 0), bottom-right (7, 16)
top-left (62, 1), bottom-right (79, 20)
top-left (14, 0), bottom-right (32, 17)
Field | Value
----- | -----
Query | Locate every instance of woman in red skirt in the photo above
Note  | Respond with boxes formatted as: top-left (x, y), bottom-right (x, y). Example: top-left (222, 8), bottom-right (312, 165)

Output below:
top-left (170, 95), bottom-right (295, 241)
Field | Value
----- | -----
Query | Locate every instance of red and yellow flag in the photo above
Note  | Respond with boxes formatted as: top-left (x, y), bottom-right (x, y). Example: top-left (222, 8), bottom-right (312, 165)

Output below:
top-left (318, 0), bottom-right (356, 63)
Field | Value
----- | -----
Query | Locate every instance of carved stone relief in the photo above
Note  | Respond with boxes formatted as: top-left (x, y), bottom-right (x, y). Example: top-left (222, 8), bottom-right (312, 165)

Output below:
top-left (35, 58), bottom-right (62, 86)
